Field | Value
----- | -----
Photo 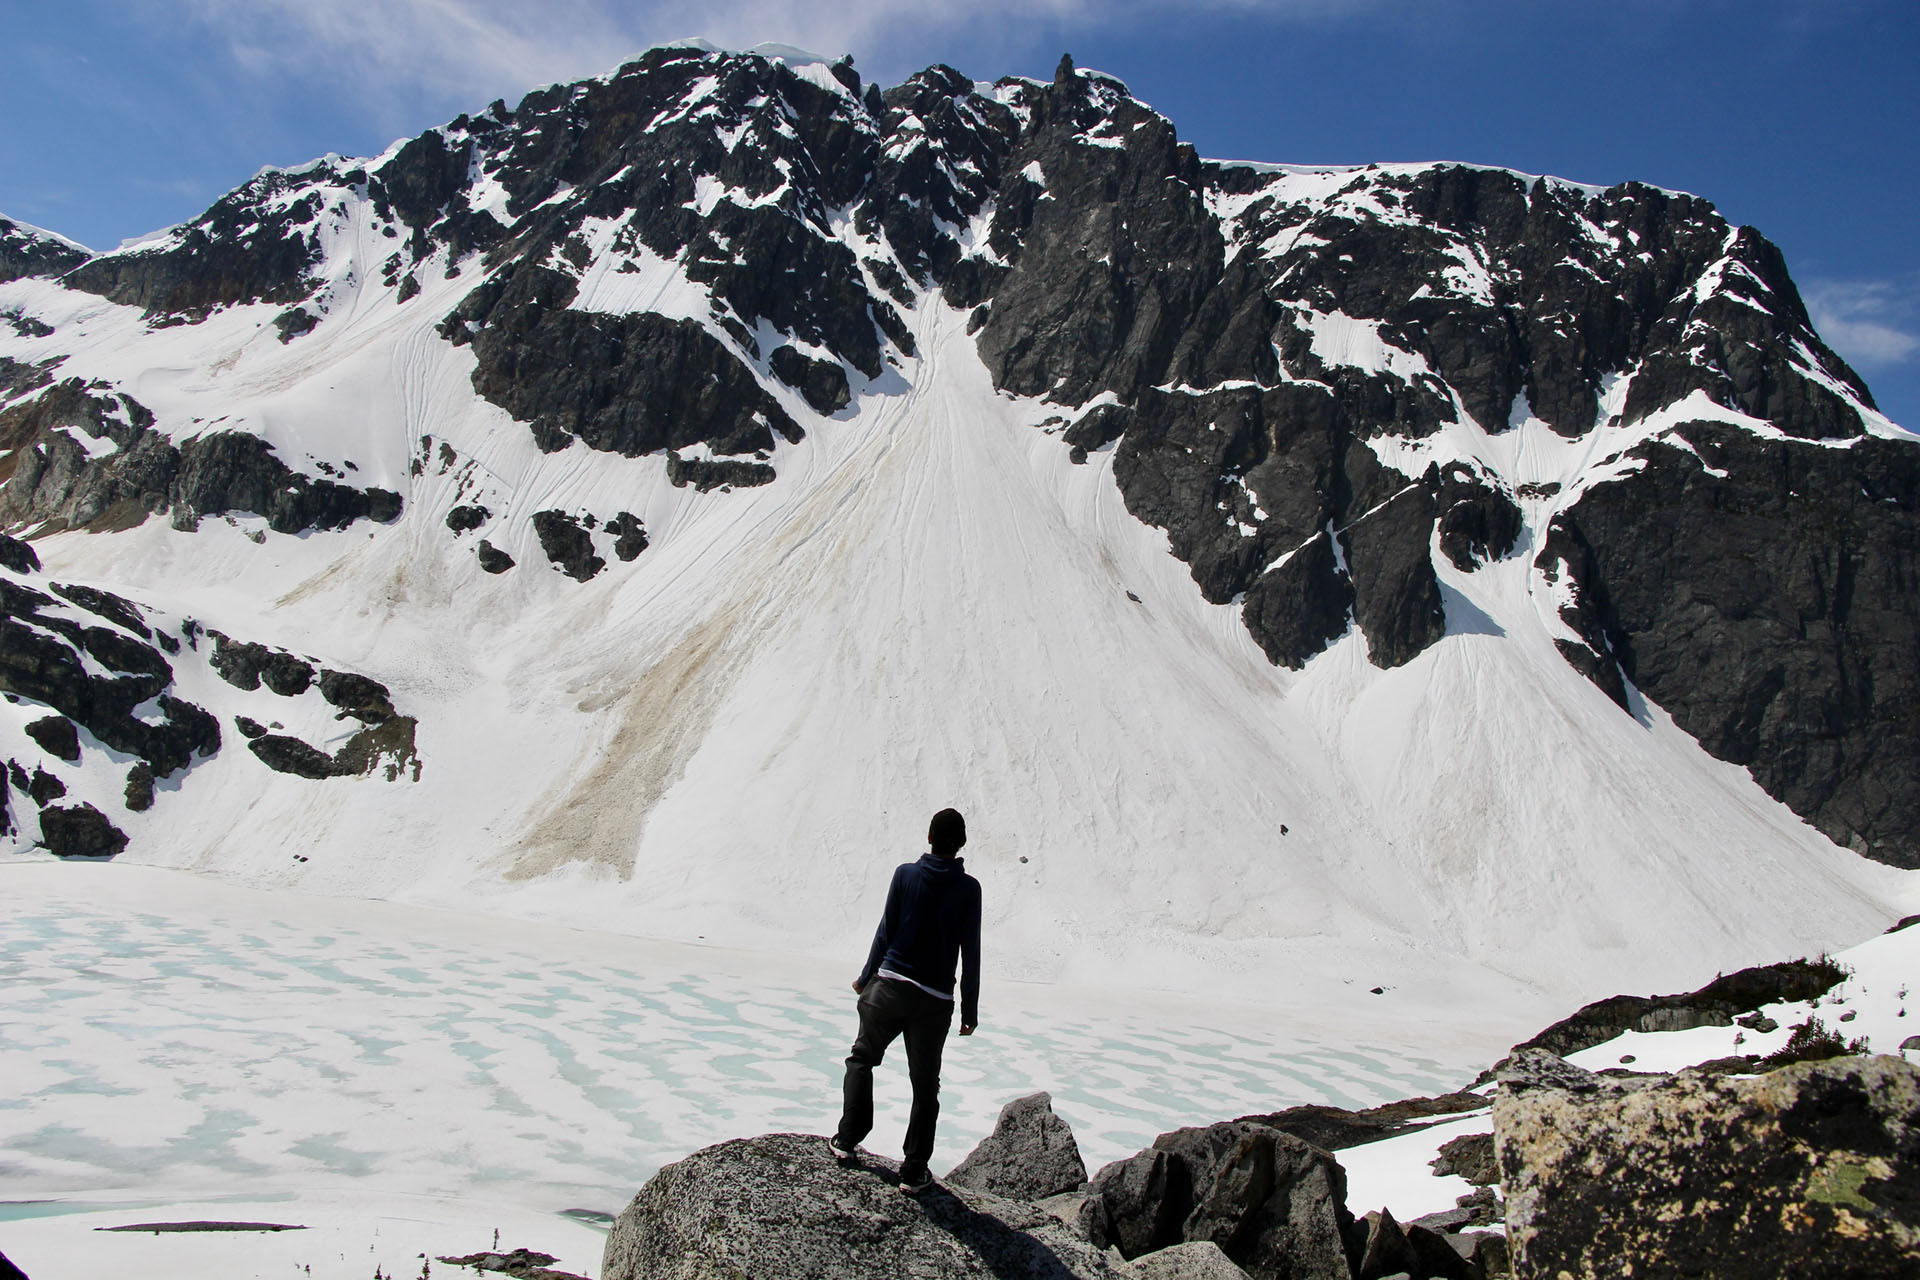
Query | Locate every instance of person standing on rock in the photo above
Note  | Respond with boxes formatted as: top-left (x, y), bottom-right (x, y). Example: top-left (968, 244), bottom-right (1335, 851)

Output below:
top-left (830, 807), bottom-right (981, 1194)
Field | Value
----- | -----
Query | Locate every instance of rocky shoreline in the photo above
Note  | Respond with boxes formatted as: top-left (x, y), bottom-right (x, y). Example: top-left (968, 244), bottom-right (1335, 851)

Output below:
top-left (595, 1053), bottom-right (1915, 1280)
top-left (597, 937), bottom-right (1920, 1280)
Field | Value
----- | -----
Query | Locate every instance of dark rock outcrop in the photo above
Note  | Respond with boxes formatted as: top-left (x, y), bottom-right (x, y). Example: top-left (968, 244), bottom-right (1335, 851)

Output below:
top-left (248, 715), bottom-right (419, 782)
top-left (38, 801), bottom-right (128, 858)
top-left (27, 767), bottom-right (65, 804)
top-left (124, 761), bottom-right (154, 812)
top-left (476, 539), bottom-right (514, 573)
top-left (0, 379), bottom-right (401, 537)
top-left (947, 1091), bottom-right (1088, 1201)
top-left (0, 530), bottom-right (39, 573)
top-left (1079, 1122), bottom-right (1354, 1280)
top-left (249, 734), bottom-right (349, 779)
top-left (63, 168), bottom-right (327, 318)
top-left (601, 1132), bottom-right (1125, 1280)
top-left (446, 503), bottom-right (490, 534)
top-left (1545, 425), bottom-right (1920, 867)
top-left (318, 670), bottom-right (396, 723)
top-left (24, 714), bottom-right (79, 761)
top-left (2, 576), bottom-right (220, 776)
top-left (1484, 954), bottom-right (1850, 1076)
top-left (607, 511), bottom-right (648, 561)
top-left (1496, 1055), bottom-right (1920, 1279)
top-left (532, 510), bottom-right (605, 582)
top-left (1238, 1092), bottom-right (1489, 1152)
top-left (770, 344), bottom-right (852, 414)
top-left (209, 631), bottom-right (315, 696)
top-left (457, 278), bottom-right (805, 460)
top-left (435, 1248), bottom-right (586, 1280)
top-left (1, 217), bottom-right (89, 284)
top-left (1428, 1133), bottom-right (1496, 1187)
top-left (665, 453), bottom-right (776, 492)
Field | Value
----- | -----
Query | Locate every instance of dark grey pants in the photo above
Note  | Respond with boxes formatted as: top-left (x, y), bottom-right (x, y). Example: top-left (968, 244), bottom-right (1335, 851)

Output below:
top-left (835, 976), bottom-right (954, 1172)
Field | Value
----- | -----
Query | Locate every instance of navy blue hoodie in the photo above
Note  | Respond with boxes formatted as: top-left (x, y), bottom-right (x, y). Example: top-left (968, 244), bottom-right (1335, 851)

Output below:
top-left (856, 852), bottom-right (982, 1026)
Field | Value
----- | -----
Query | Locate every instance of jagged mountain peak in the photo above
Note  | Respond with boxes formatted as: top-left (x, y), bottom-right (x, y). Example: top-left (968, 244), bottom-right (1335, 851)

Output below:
top-left (2, 48), bottom-right (1916, 1007)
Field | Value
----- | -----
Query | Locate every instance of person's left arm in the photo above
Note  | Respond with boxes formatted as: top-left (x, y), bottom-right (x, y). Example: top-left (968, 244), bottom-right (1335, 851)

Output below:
top-left (958, 876), bottom-right (981, 1034)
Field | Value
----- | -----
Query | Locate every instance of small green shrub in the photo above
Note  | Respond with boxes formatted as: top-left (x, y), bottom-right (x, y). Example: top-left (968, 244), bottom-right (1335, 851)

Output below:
top-left (1762, 1016), bottom-right (1870, 1068)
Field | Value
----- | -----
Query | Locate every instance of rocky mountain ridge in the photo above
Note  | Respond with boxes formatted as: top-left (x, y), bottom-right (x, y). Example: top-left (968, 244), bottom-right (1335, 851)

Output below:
top-left (0, 45), bottom-right (1914, 999)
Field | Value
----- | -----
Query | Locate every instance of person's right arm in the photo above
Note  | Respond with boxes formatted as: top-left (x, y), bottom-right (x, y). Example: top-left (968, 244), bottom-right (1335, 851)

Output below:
top-left (854, 865), bottom-right (904, 992)
top-left (958, 877), bottom-right (981, 1033)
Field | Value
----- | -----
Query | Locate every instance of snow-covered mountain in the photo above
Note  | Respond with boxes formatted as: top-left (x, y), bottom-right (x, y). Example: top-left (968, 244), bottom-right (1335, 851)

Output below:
top-left (2, 44), bottom-right (1915, 1008)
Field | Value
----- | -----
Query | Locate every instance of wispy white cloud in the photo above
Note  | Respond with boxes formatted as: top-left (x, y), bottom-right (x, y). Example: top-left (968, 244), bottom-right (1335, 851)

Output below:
top-left (1804, 277), bottom-right (1920, 370)
top-left (168, 0), bottom-right (1369, 132)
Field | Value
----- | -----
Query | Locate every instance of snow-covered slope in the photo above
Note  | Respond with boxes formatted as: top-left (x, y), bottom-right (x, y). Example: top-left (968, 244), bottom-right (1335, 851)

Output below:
top-left (2, 45), bottom-right (1915, 1014)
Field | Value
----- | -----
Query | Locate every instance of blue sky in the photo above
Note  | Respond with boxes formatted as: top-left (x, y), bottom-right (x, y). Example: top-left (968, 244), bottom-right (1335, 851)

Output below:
top-left (5, 0), bottom-right (1916, 426)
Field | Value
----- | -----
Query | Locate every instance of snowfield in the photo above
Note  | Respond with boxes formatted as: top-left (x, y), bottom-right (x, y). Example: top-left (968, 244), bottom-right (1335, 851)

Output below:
top-left (6, 293), bottom-right (1911, 1014)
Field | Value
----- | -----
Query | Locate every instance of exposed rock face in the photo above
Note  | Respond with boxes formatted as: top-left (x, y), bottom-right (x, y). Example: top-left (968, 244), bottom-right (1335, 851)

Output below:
top-left (476, 540), bottom-right (514, 573)
top-left (2, 575), bottom-right (220, 776)
top-left (249, 734), bottom-right (349, 779)
top-left (1238, 1092), bottom-right (1490, 1151)
top-left (1428, 1133), bottom-right (1496, 1188)
top-left (1079, 1122), bottom-right (1354, 1280)
top-left (532, 510), bottom-right (605, 581)
top-left (0, 378), bottom-right (401, 536)
top-left (2, 555), bottom-right (421, 849)
top-left (606, 511), bottom-right (648, 561)
top-left (1495, 1055), bottom-right (1920, 1279)
top-left (601, 1132), bottom-right (1125, 1280)
top-left (1548, 426), bottom-right (1920, 866)
top-left (123, 761), bottom-right (154, 812)
top-left (0, 216), bottom-right (90, 284)
top-left (947, 1091), bottom-right (1089, 1201)
top-left (445, 503), bottom-right (490, 534)
top-left (1485, 954), bottom-right (1849, 1076)
top-left (209, 631), bottom-right (317, 696)
top-left (63, 168), bottom-right (325, 318)
top-left (666, 453), bottom-right (777, 492)
top-left (455, 285), bottom-right (804, 459)
top-left (24, 714), bottom-right (79, 761)
top-left (38, 802), bottom-right (128, 858)
top-left (0, 530), bottom-right (38, 573)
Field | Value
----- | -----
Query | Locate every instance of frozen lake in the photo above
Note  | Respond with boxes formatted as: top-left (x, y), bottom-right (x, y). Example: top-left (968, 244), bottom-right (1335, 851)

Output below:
top-left (2, 863), bottom-right (1481, 1276)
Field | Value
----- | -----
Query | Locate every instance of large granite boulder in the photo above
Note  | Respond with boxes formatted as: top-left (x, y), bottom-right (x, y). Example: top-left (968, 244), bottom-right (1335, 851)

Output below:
top-left (1495, 1054), bottom-right (1920, 1279)
top-left (1079, 1121), bottom-right (1354, 1280)
top-left (947, 1091), bottom-right (1089, 1201)
top-left (601, 1132), bottom-right (1126, 1280)
top-left (1131, 1242), bottom-right (1254, 1279)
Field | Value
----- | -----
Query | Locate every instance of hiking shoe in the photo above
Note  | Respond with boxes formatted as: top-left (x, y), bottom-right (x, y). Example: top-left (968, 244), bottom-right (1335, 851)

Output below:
top-left (898, 1164), bottom-right (933, 1194)
top-left (827, 1136), bottom-right (857, 1164)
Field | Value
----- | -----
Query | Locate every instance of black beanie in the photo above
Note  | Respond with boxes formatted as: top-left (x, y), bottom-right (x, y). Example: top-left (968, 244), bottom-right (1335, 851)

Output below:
top-left (928, 808), bottom-right (967, 857)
